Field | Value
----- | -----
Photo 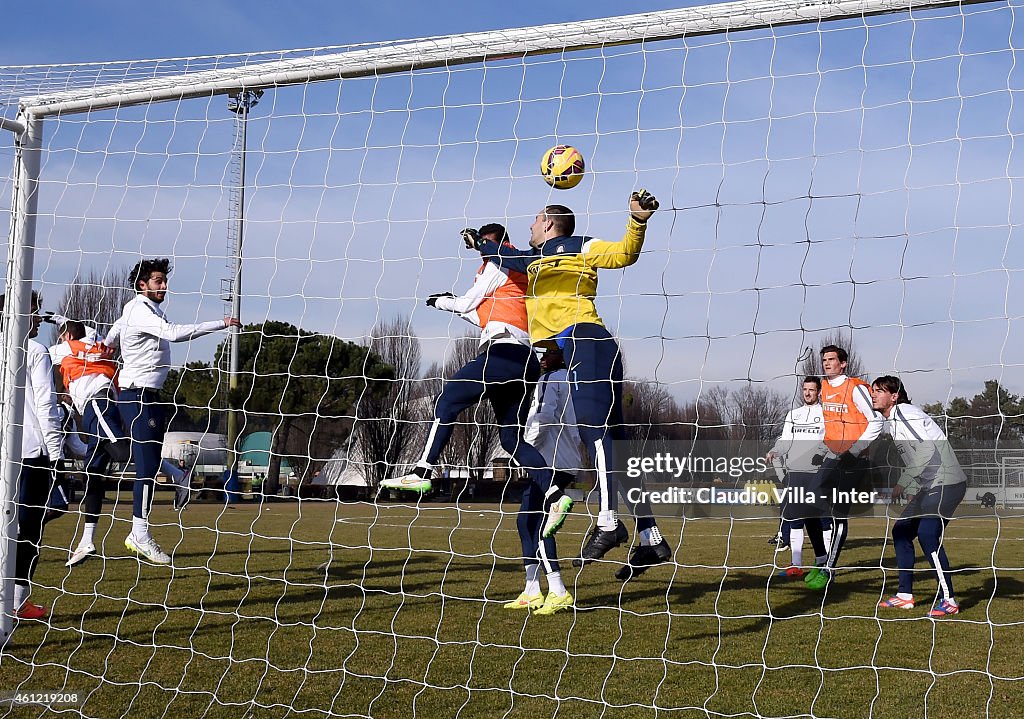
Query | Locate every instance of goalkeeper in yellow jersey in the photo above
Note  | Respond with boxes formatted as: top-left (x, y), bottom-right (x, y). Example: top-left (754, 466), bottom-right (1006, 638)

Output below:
top-left (466, 190), bottom-right (672, 577)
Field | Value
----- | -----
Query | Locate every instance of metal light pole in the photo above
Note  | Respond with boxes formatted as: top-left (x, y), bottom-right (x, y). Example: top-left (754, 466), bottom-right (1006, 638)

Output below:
top-left (224, 89), bottom-right (262, 477)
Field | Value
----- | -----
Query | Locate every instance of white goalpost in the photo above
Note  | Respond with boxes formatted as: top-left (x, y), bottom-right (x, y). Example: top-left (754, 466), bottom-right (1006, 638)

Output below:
top-left (1, 0), bottom-right (1021, 715)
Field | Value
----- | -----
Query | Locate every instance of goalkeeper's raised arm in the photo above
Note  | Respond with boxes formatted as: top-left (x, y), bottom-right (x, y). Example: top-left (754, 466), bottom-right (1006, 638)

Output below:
top-left (473, 190), bottom-right (660, 343)
top-left (473, 189), bottom-right (673, 578)
top-left (577, 188), bottom-right (660, 269)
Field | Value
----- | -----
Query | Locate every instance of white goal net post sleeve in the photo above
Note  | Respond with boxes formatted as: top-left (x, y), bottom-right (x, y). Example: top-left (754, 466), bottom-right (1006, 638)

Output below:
top-left (0, 116), bottom-right (42, 640)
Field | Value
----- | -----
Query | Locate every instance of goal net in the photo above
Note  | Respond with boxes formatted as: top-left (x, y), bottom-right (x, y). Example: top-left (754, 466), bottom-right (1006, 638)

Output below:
top-left (1, 0), bottom-right (1021, 716)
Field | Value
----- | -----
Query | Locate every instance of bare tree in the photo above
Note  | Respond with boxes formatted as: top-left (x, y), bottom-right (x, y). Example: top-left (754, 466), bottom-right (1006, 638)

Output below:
top-left (57, 267), bottom-right (134, 332)
top-left (419, 335), bottom-right (500, 481)
top-left (622, 380), bottom-right (675, 442)
top-left (697, 386), bottom-right (730, 437)
top-left (728, 384), bottom-right (790, 445)
top-left (699, 384), bottom-right (789, 446)
top-left (354, 315), bottom-right (424, 489)
top-left (47, 267), bottom-right (135, 387)
top-left (617, 381), bottom-right (736, 485)
top-left (799, 329), bottom-right (866, 380)
top-left (621, 381), bottom-right (690, 489)
top-left (623, 379), bottom-right (707, 443)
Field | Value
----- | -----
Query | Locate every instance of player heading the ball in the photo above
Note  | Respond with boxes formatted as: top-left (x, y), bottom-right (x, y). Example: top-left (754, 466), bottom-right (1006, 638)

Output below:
top-left (380, 224), bottom-right (554, 500)
top-left (466, 190), bottom-right (672, 576)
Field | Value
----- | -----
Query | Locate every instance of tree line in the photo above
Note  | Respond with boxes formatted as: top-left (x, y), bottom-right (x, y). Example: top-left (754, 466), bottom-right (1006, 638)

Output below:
top-left (49, 273), bottom-right (1021, 492)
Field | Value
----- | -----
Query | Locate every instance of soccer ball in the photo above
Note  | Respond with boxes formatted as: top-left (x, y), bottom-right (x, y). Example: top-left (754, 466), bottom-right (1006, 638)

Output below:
top-left (540, 145), bottom-right (585, 190)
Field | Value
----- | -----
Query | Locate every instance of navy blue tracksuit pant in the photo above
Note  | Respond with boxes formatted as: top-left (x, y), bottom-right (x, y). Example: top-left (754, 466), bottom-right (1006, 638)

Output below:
top-left (893, 482), bottom-right (965, 600)
top-left (15, 457), bottom-right (54, 587)
top-left (781, 470), bottom-right (833, 549)
top-left (118, 388), bottom-right (166, 520)
top-left (802, 454), bottom-right (871, 569)
top-left (424, 342), bottom-right (557, 570)
top-left (425, 342), bottom-right (552, 487)
top-left (81, 390), bottom-right (130, 523)
top-left (518, 478), bottom-right (561, 574)
top-left (558, 323), bottom-right (655, 532)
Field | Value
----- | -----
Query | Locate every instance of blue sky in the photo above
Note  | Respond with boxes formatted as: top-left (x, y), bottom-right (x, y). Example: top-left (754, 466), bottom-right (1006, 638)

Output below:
top-left (0, 1), bottom-right (696, 65)
top-left (1, 0), bottom-right (1021, 408)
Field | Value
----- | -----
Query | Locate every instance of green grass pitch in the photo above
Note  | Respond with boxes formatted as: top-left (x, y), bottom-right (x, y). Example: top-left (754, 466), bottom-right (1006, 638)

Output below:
top-left (3, 497), bottom-right (1023, 719)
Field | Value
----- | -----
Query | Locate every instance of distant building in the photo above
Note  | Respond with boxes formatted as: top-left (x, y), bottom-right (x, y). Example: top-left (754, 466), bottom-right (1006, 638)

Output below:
top-left (160, 431), bottom-right (295, 479)
top-left (162, 431), bottom-right (225, 467)
top-left (238, 431), bottom-right (294, 477)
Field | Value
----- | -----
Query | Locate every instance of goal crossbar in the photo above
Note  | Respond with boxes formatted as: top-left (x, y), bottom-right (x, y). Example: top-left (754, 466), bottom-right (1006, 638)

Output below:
top-left (15, 0), bottom-right (983, 119)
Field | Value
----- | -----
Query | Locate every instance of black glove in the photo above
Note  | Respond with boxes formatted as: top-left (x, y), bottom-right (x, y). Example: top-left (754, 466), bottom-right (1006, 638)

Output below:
top-left (812, 451), bottom-right (848, 467)
top-left (461, 227), bottom-right (482, 250)
top-left (426, 292), bottom-right (455, 308)
top-left (630, 189), bottom-right (660, 222)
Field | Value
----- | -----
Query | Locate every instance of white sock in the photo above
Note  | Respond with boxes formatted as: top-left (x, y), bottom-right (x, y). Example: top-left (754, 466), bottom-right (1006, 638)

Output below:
top-left (815, 555), bottom-right (828, 567)
top-left (598, 510), bottom-right (617, 532)
top-left (14, 583), bottom-right (27, 607)
top-left (132, 516), bottom-right (149, 540)
top-left (946, 597), bottom-right (958, 606)
top-left (524, 564), bottom-right (542, 596)
top-left (546, 571), bottom-right (567, 597)
top-left (639, 526), bottom-right (663, 546)
top-left (790, 528), bottom-right (804, 566)
top-left (81, 523), bottom-right (97, 546)
top-left (897, 592), bottom-right (913, 601)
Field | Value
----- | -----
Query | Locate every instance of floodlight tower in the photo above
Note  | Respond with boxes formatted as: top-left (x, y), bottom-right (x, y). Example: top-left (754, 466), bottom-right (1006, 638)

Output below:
top-left (223, 88), bottom-right (262, 475)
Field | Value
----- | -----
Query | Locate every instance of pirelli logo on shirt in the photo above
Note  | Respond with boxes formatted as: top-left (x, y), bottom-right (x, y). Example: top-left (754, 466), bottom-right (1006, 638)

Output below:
top-left (822, 402), bottom-right (848, 414)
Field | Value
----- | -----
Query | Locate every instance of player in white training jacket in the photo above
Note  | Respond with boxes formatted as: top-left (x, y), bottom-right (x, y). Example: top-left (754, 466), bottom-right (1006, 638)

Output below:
top-left (506, 347), bottom-right (581, 616)
top-left (1, 291), bottom-right (64, 621)
top-left (871, 375), bottom-right (966, 618)
top-left (766, 376), bottom-right (832, 577)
